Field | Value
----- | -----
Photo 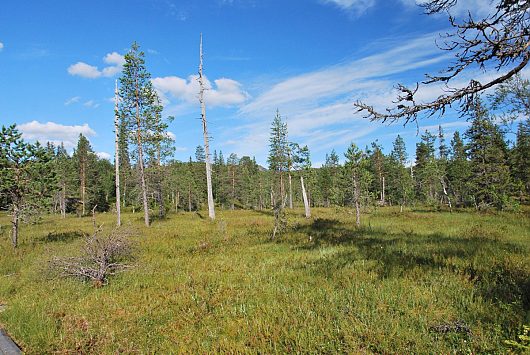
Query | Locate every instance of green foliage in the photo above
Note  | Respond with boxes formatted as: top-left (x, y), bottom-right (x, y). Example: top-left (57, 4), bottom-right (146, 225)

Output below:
top-left (0, 125), bottom-right (56, 245)
top-left (465, 99), bottom-right (513, 210)
top-left (504, 325), bottom-right (530, 351)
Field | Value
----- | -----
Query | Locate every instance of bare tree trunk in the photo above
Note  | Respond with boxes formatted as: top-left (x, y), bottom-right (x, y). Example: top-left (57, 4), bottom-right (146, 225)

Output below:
top-left (258, 179), bottom-right (263, 210)
top-left (188, 185), bottom-right (192, 212)
top-left (11, 204), bottom-right (19, 248)
top-left (300, 175), bottom-right (311, 218)
top-left (81, 160), bottom-right (86, 216)
top-left (176, 191), bottom-right (180, 213)
top-left (280, 171), bottom-right (284, 203)
top-left (231, 167), bottom-right (235, 210)
top-left (61, 181), bottom-right (66, 218)
top-left (353, 173), bottom-right (361, 227)
top-left (381, 175), bottom-right (385, 206)
top-left (114, 80), bottom-right (121, 227)
top-left (440, 177), bottom-right (453, 212)
top-left (135, 78), bottom-right (149, 227)
top-left (270, 187), bottom-right (274, 208)
top-left (198, 34), bottom-right (216, 221)
top-left (288, 172), bottom-right (293, 209)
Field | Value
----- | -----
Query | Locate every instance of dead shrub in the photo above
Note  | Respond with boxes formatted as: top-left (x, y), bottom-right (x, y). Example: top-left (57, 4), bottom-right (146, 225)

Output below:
top-left (50, 227), bottom-right (134, 286)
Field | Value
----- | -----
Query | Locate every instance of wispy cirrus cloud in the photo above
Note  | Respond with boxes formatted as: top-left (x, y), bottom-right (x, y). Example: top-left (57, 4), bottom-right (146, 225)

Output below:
top-left (18, 121), bottom-right (96, 149)
top-left (220, 32), bottom-right (455, 161)
top-left (0, 42), bottom-right (4, 51)
top-left (68, 51), bottom-right (125, 79)
top-left (320, 0), bottom-right (376, 16)
top-left (64, 96), bottom-right (81, 106)
top-left (398, 0), bottom-right (496, 18)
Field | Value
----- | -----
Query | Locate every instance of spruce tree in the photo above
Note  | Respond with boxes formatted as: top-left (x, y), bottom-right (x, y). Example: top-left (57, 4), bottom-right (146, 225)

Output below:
top-left (345, 143), bottom-right (365, 226)
top-left (267, 110), bottom-right (289, 206)
top-left (465, 98), bottom-right (512, 209)
top-left (512, 119), bottom-right (530, 199)
top-left (447, 131), bottom-right (471, 207)
top-left (389, 135), bottom-right (413, 211)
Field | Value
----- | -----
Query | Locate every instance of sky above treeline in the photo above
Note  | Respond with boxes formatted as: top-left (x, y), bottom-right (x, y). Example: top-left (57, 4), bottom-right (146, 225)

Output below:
top-left (0, 0), bottom-right (516, 166)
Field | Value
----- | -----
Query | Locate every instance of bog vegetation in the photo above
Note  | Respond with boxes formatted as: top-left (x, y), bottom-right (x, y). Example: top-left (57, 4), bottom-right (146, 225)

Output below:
top-left (0, 209), bottom-right (528, 353)
top-left (1, 0), bottom-right (529, 351)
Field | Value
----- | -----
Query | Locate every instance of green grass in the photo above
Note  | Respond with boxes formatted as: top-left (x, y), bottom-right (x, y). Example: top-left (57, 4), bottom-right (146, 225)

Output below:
top-left (0, 207), bottom-right (529, 353)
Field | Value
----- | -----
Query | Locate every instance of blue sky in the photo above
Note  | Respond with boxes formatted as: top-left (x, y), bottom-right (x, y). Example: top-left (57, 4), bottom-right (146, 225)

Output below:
top-left (0, 0), bottom-right (510, 166)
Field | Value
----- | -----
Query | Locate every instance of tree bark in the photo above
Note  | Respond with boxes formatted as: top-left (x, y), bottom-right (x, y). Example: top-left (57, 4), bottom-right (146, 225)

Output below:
top-left (353, 173), bottom-right (361, 227)
top-left (288, 172), bottom-right (293, 209)
top-left (135, 77), bottom-right (150, 227)
top-left (81, 158), bottom-right (86, 216)
top-left (440, 177), bottom-right (453, 212)
top-left (198, 34), bottom-right (216, 220)
top-left (231, 166), bottom-right (235, 210)
top-left (114, 80), bottom-right (122, 226)
top-left (301, 175), bottom-right (311, 218)
top-left (11, 204), bottom-right (19, 248)
top-left (61, 181), bottom-right (66, 218)
top-left (381, 175), bottom-right (385, 206)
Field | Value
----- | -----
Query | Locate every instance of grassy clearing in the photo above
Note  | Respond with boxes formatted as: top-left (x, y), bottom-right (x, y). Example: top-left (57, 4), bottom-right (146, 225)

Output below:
top-left (0, 207), bottom-right (529, 353)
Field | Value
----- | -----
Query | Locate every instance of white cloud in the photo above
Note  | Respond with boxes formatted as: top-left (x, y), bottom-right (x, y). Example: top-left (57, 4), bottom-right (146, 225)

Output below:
top-left (83, 100), bottom-right (100, 109)
top-left (67, 52), bottom-right (125, 79)
top-left (96, 152), bottom-right (111, 160)
top-left (152, 75), bottom-right (249, 107)
top-left (64, 96), bottom-right (81, 105)
top-left (167, 131), bottom-right (176, 140)
top-left (399, 0), bottom-right (496, 18)
top-left (240, 33), bottom-right (447, 117)
top-left (321, 0), bottom-right (376, 15)
top-left (103, 51), bottom-right (126, 66)
top-left (18, 121), bottom-right (96, 149)
top-left (224, 32), bottom-right (459, 162)
top-left (68, 62), bottom-right (102, 78)
top-left (0, 42), bottom-right (4, 51)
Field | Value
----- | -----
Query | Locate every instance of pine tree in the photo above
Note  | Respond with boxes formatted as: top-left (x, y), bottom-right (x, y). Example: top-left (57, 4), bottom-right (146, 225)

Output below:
top-left (0, 125), bottom-right (55, 247)
top-left (118, 42), bottom-right (162, 226)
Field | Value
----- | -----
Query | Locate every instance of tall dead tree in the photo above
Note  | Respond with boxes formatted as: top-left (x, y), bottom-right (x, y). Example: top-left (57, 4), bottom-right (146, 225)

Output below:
top-left (198, 33), bottom-right (216, 220)
top-left (114, 80), bottom-right (121, 226)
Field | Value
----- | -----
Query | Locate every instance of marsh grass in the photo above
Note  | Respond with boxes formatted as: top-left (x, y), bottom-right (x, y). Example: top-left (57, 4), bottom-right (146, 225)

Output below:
top-left (0, 207), bottom-right (528, 353)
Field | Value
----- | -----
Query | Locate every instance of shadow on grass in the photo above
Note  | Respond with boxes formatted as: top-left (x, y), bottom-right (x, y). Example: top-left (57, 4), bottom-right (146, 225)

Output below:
top-left (288, 218), bottom-right (530, 318)
top-left (38, 231), bottom-right (85, 243)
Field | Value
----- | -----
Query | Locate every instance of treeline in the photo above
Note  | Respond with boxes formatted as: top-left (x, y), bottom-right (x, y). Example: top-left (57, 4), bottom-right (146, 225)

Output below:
top-left (1, 42), bottom-right (529, 246)
top-left (7, 96), bottom-right (527, 219)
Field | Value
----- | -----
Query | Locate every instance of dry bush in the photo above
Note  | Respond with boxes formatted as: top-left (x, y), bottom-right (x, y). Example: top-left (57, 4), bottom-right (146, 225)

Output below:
top-left (50, 227), bottom-right (134, 286)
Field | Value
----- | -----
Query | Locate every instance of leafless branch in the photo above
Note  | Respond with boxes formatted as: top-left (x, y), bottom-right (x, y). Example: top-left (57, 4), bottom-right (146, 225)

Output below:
top-left (354, 0), bottom-right (530, 124)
